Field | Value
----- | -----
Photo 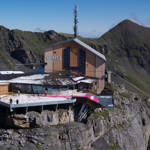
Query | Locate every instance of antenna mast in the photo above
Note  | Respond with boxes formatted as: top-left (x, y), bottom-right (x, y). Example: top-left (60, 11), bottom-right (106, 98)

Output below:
top-left (74, 5), bottom-right (78, 38)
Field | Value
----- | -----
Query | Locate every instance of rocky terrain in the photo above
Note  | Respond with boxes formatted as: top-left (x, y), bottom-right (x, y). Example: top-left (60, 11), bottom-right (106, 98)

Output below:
top-left (0, 85), bottom-right (149, 150)
top-left (5, 109), bottom-right (74, 128)
top-left (0, 26), bottom-right (66, 71)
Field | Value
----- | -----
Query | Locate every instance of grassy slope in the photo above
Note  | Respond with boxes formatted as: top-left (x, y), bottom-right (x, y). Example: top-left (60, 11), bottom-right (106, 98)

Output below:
top-left (0, 20), bottom-right (149, 95)
top-left (13, 29), bottom-right (67, 55)
top-left (0, 27), bottom-right (66, 71)
top-left (81, 20), bottom-right (150, 94)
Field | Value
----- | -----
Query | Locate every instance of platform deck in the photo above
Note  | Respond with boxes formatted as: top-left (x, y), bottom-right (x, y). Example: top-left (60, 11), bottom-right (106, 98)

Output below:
top-left (0, 94), bottom-right (76, 109)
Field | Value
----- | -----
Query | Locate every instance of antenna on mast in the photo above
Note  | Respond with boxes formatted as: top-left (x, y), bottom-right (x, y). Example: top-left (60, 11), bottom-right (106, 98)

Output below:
top-left (73, 5), bottom-right (78, 38)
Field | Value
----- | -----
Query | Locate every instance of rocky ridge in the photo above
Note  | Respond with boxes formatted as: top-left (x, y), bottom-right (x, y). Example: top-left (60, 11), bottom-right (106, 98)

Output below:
top-left (0, 26), bottom-right (66, 71)
top-left (0, 86), bottom-right (150, 150)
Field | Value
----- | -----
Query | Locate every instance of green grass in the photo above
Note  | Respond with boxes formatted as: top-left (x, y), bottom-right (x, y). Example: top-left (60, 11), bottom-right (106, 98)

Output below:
top-left (112, 85), bottom-right (118, 92)
top-left (0, 47), bottom-right (16, 70)
top-left (35, 144), bottom-right (45, 150)
top-left (109, 134), bottom-right (120, 150)
top-left (119, 92), bottom-right (131, 99)
top-left (13, 29), bottom-right (64, 57)
top-left (109, 143), bottom-right (119, 150)
top-left (7, 147), bottom-right (15, 150)
top-left (92, 20), bottom-right (150, 96)
top-left (114, 121), bottom-right (126, 129)
top-left (91, 110), bottom-right (110, 120)
top-left (115, 105), bottom-right (121, 110)
top-left (6, 59), bottom-right (16, 70)
top-left (126, 70), bottom-right (150, 95)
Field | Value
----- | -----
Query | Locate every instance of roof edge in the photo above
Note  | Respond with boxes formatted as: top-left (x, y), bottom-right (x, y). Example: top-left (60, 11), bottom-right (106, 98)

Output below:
top-left (45, 38), bottom-right (106, 61)
top-left (44, 38), bottom-right (74, 50)
top-left (73, 38), bottom-right (106, 61)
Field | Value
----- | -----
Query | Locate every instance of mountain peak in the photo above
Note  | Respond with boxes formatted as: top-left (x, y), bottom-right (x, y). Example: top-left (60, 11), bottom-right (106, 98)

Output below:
top-left (0, 25), bottom-right (9, 31)
top-left (105, 19), bottom-right (150, 38)
top-left (119, 19), bottom-right (135, 24)
top-left (116, 19), bottom-right (150, 30)
top-left (117, 19), bottom-right (141, 29)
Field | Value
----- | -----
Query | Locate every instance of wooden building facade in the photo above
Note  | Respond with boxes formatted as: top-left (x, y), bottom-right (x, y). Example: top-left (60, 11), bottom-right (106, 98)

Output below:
top-left (45, 38), bottom-right (106, 94)
top-left (0, 83), bottom-right (9, 95)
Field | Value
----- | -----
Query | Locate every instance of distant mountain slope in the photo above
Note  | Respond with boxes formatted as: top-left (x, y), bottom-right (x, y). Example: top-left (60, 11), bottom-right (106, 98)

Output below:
top-left (0, 20), bottom-right (149, 94)
top-left (82, 20), bottom-right (150, 94)
top-left (0, 26), bottom-right (66, 71)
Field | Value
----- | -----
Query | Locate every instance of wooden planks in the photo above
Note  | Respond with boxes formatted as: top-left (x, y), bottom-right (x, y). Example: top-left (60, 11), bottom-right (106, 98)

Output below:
top-left (70, 48), bottom-right (79, 67)
top-left (0, 85), bottom-right (9, 94)
top-left (86, 50), bottom-right (96, 77)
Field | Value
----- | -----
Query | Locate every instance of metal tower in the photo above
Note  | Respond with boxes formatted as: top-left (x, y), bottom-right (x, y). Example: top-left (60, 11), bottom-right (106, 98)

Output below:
top-left (74, 5), bottom-right (78, 38)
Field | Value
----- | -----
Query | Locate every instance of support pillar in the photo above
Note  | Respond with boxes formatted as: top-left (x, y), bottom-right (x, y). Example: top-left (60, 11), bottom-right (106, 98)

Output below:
top-left (26, 107), bottom-right (28, 114)
top-left (68, 105), bottom-right (72, 123)
top-left (41, 105), bottom-right (44, 112)
top-left (56, 104), bottom-right (58, 111)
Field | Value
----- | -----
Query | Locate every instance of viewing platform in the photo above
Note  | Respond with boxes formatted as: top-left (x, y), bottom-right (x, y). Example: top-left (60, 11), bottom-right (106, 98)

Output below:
top-left (0, 94), bottom-right (76, 110)
top-left (0, 91), bottom-right (114, 111)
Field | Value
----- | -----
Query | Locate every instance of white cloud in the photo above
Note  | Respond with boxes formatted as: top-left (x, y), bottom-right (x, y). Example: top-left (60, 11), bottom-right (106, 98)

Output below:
top-left (129, 13), bottom-right (150, 28)
top-left (34, 27), bottom-right (46, 32)
top-left (144, 19), bottom-right (150, 27)
top-left (79, 29), bottom-right (106, 38)
top-left (129, 13), bottom-right (143, 25)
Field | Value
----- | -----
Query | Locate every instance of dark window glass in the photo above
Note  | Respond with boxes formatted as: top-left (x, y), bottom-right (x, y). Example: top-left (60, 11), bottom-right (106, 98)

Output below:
top-left (64, 47), bottom-right (70, 69)
top-left (79, 49), bottom-right (86, 75)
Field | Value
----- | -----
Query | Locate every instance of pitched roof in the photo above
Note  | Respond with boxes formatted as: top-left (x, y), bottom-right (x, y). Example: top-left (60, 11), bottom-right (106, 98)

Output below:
top-left (45, 38), bottom-right (106, 61)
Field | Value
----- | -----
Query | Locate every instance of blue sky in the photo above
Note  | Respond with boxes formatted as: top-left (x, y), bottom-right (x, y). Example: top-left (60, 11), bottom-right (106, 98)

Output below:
top-left (0, 0), bottom-right (150, 37)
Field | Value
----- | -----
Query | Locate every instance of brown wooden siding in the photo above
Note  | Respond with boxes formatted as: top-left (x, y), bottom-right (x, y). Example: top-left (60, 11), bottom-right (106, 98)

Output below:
top-left (86, 51), bottom-right (96, 77)
top-left (45, 41), bottom-right (103, 77)
top-left (70, 48), bottom-right (79, 67)
top-left (0, 85), bottom-right (9, 94)
top-left (45, 41), bottom-right (105, 81)
top-left (45, 41), bottom-right (83, 72)
top-left (53, 48), bottom-right (63, 72)
top-left (96, 56), bottom-right (105, 78)
top-left (96, 56), bottom-right (105, 93)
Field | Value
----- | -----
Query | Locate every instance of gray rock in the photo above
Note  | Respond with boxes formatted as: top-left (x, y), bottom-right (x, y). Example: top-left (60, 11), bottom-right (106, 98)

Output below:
top-left (0, 91), bottom-right (150, 150)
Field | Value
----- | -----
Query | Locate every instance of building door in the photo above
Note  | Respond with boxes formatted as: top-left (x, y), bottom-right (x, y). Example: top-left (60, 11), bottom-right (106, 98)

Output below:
top-left (79, 49), bottom-right (86, 75)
